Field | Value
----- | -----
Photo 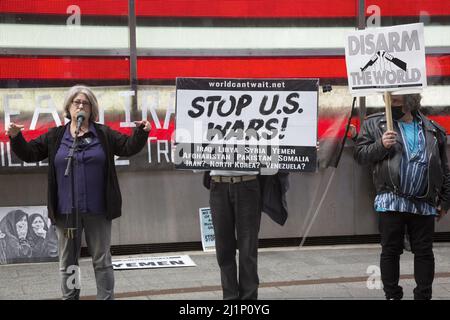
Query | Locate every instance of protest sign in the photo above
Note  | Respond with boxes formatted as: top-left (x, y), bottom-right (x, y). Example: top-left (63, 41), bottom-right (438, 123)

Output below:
top-left (345, 23), bottom-right (426, 97)
top-left (174, 78), bottom-right (319, 172)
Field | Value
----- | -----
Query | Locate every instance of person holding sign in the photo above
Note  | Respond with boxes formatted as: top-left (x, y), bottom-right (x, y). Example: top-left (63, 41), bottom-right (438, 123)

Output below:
top-left (6, 85), bottom-right (151, 299)
top-left (348, 123), bottom-right (412, 252)
top-left (207, 169), bottom-right (261, 300)
top-left (354, 93), bottom-right (450, 300)
top-left (175, 78), bottom-right (307, 299)
top-left (203, 169), bottom-right (289, 300)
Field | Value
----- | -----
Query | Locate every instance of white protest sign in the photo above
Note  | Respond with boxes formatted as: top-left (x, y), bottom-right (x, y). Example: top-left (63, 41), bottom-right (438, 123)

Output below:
top-left (345, 23), bottom-right (426, 96)
top-left (199, 207), bottom-right (215, 252)
top-left (174, 78), bottom-right (319, 172)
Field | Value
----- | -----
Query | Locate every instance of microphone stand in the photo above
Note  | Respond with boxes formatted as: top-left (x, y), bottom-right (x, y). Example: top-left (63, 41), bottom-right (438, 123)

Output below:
top-left (64, 124), bottom-right (81, 264)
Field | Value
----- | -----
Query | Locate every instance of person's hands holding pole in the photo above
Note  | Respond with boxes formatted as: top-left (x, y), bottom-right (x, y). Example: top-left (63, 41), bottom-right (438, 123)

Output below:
top-left (382, 130), bottom-right (397, 149)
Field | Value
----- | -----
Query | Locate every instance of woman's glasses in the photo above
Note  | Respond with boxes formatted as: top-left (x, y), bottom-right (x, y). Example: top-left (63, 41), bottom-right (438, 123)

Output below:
top-left (72, 100), bottom-right (91, 108)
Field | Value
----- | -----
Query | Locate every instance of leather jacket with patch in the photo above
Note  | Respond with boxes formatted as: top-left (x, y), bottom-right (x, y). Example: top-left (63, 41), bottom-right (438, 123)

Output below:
top-left (354, 111), bottom-right (450, 211)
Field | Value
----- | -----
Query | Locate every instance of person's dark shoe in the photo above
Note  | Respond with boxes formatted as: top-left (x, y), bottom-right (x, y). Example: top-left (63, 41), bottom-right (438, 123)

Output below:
top-left (386, 291), bottom-right (403, 300)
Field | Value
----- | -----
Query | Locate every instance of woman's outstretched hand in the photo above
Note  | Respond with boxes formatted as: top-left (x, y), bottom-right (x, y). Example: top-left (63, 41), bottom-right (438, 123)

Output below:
top-left (6, 122), bottom-right (24, 138)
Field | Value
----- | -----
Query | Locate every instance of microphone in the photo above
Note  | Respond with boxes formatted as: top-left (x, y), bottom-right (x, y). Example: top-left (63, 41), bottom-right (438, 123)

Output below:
top-left (75, 111), bottom-right (86, 134)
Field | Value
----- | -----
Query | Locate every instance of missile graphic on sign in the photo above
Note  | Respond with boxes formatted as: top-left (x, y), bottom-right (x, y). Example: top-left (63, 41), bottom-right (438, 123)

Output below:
top-left (360, 54), bottom-right (379, 71)
top-left (378, 51), bottom-right (407, 71)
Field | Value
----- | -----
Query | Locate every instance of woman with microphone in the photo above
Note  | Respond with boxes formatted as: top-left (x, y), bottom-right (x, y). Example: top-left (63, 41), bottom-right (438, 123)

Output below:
top-left (6, 85), bottom-right (151, 300)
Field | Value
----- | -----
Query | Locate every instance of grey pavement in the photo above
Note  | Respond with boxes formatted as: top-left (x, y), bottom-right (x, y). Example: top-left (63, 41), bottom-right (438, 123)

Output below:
top-left (2, 243), bottom-right (450, 300)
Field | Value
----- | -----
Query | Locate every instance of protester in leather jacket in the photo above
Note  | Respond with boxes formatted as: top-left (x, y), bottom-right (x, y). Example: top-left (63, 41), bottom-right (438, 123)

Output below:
top-left (355, 106), bottom-right (450, 211)
top-left (354, 93), bottom-right (450, 300)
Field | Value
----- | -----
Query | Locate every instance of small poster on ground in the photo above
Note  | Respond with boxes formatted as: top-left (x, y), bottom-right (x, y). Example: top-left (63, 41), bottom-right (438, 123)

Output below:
top-left (199, 207), bottom-right (215, 252)
top-left (112, 255), bottom-right (197, 270)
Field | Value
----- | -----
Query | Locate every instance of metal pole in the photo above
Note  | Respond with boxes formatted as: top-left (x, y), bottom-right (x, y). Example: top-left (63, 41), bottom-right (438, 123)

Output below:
top-left (128, 0), bottom-right (138, 115)
top-left (299, 168), bottom-right (336, 247)
top-left (357, 0), bottom-right (366, 124)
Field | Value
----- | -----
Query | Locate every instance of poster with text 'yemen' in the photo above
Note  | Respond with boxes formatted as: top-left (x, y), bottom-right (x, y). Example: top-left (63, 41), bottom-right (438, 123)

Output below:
top-left (345, 23), bottom-right (426, 96)
top-left (174, 78), bottom-right (318, 172)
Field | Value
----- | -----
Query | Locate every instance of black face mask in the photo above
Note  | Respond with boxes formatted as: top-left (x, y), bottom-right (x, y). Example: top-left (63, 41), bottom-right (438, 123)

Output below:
top-left (391, 107), bottom-right (405, 120)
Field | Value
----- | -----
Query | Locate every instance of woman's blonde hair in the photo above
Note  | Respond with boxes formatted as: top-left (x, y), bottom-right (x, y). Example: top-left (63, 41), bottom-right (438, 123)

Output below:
top-left (63, 85), bottom-right (99, 122)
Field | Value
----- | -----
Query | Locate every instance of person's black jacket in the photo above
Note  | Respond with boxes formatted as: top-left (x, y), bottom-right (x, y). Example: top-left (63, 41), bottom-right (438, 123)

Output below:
top-left (354, 111), bottom-right (450, 211)
top-left (203, 171), bottom-right (289, 225)
top-left (10, 122), bottom-right (149, 224)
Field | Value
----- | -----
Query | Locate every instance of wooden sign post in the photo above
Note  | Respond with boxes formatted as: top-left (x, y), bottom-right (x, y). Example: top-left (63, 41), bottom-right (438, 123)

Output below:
top-left (384, 91), bottom-right (393, 131)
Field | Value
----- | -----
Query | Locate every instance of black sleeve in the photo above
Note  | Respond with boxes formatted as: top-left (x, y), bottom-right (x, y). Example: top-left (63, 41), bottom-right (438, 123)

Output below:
top-left (9, 131), bottom-right (50, 163)
top-left (438, 131), bottom-right (450, 211)
top-left (108, 125), bottom-right (149, 157)
top-left (202, 171), bottom-right (211, 190)
top-left (354, 119), bottom-right (391, 165)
